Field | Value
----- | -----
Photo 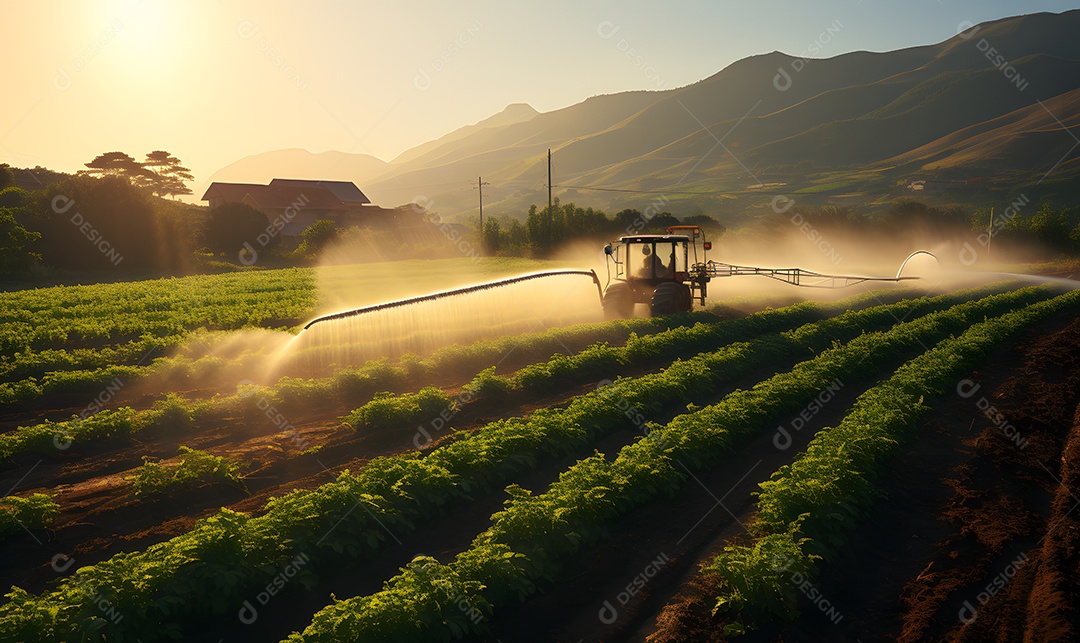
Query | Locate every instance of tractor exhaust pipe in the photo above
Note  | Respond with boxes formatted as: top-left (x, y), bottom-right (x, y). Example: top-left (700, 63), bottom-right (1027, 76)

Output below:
top-left (303, 269), bottom-right (603, 331)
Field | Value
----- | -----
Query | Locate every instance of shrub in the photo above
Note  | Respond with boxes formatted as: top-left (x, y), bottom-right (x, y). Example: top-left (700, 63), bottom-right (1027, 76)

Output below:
top-left (130, 446), bottom-right (242, 497)
top-left (0, 494), bottom-right (60, 537)
top-left (346, 387), bottom-right (454, 430)
top-left (463, 366), bottom-right (517, 399)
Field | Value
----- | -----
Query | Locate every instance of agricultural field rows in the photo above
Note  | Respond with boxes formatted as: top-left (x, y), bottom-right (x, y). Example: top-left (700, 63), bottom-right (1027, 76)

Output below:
top-left (1, 263), bottom-right (1078, 643)
top-left (0, 294), bottom-right (724, 410)
top-left (0, 259), bottom-right (574, 407)
top-left (0, 282), bottom-right (1047, 641)
top-left (0, 306), bottom-right (757, 460)
top-left (283, 288), bottom-right (1070, 642)
top-left (0, 284), bottom-right (927, 463)
top-left (704, 291), bottom-right (1080, 633)
top-left (0, 269), bottom-right (315, 408)
top-left (0, 269), bottom-right (317, 352)
top-left (0, 291), bottom-right (885, 639)
top-left (10, 4), bottom-right (1080, 641)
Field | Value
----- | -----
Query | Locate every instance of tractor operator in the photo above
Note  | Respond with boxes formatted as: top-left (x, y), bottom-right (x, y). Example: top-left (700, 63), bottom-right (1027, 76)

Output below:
top-left (638, 245), bottom-right (675, 279)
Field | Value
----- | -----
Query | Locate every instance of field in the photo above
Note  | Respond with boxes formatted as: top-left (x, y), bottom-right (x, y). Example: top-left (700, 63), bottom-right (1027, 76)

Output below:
top-left (1, 257), bottom-right (1079, 642)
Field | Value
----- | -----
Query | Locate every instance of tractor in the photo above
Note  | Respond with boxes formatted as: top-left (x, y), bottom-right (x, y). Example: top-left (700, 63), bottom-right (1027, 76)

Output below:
top-left (601, 225), bottom-right (929, 319)
top-left (601, 225), bottom-right (709, 318)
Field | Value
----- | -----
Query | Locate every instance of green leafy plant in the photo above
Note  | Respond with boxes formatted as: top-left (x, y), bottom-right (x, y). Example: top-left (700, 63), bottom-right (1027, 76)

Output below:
top-left (463, 366), bottom-right (518, 399)
top-left (704, 528), bottom-right (818, 623)
top-left (130, 446), bottom-right (243, 497)
top-left (346, 386), bottom-right (454, 430)
top-left (0, 494), bottom-right (59, 537)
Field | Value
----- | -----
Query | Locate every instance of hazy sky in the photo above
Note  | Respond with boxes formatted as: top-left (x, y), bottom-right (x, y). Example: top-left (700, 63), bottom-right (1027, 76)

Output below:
top-left (3, 0), bottom-right (1076, 189)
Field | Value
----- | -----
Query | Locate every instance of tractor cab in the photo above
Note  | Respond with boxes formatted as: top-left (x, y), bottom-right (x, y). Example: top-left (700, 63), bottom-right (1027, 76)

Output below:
top-left (602, 225), bottom-right (712, 318)
top-left (617, 235), bottom-right (689, 283)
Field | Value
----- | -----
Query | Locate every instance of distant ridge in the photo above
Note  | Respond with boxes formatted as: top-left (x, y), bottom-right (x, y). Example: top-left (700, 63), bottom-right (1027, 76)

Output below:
top-left (391, 103), bottom-right (539, 165)
top-left (211, 9), bottom-right (1080, 216)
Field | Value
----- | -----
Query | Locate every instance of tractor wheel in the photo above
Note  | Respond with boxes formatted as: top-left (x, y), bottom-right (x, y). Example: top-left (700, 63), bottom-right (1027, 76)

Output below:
top-left (650, 282), bottom-right (692, 317)
top-left (602, 282), bottom-right (635, 319)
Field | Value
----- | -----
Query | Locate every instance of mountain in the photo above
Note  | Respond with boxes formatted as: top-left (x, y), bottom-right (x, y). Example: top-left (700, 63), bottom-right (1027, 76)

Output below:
top-left (391, 103), bottom-right (539, 166)
top-left (890, 86), bottom-right (1080, 176)
top-left (742, 54), bottom-right (1080, 168)
top-left (209, 9), bottom-right (1080, 219)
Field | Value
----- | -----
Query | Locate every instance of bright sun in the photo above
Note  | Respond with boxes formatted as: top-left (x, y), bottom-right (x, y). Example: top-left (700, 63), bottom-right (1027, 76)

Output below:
top-left (101, 1), bottom-right (200, 85)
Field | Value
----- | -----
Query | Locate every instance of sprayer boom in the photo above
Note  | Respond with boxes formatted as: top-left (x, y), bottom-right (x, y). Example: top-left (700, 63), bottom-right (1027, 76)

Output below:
top-left (601, 226), bottom-right (936, 318)
top-left (699, 260), bottom-right (919, 288)
top-left (299, 236), bottom-right (934, 331)
top-left (303, 269), bottom-right (602, 331)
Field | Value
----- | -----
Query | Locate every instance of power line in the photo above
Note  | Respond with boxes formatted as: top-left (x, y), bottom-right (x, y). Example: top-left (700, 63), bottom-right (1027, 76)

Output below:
top-left (555, 184), bottom-right (713, 195)
top-left (553, 183), bottom-right (792, 195)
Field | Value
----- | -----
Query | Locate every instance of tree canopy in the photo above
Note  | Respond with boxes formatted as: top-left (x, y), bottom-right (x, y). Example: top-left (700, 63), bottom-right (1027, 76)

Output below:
top-left (0, 164), bottom-right (14, 191)
top-left (19, 175), bottom-right (189, 271)
top-left (296, 220), bottom-right (341, 257)
top-left (0, 208), bottom-right (41, 274)
top-left (80, 151), bottom-right (193, 198)
top-left (142, 151), bottom-right (194, 198)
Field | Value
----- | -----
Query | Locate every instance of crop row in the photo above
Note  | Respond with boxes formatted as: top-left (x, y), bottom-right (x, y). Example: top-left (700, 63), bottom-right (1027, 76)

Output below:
top-left (0, 286), bottom-right (1028, 640)
top-left (0, 288), bottom-right (895, 457)
top-left (0, 494), bottom-right (59, 539)
top-left (703, 288), bottom-right (1080, 631)
top-left (341, 299), bottom-right (840, 430)
top-left (343, 285), bottom-right (994, 431)
top-left (280, 286), bottom-right (1058, 641)
top-left (0, 265), bottom-right (739, 391)
top-left (0, 268), bottom-right (318, 355)
top-left (0, 290), bottom-right (742, 409)
top-left (0, 334), bottom-right (186, 383)
top-left (131, 446), bottom-right (245, 498)
top-left (0, 333), bottom-right (288, 407)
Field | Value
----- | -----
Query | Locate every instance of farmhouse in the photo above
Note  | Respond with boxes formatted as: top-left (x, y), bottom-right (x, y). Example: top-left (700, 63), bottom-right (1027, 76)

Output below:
top-left (201, 179), bottom-right (393, 236)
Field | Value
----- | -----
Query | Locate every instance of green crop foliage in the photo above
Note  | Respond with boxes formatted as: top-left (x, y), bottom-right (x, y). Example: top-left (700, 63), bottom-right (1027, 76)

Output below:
top-left (463, 366), bottom-right (517, 399)
top-left (130, 446), bottom-right (243, 497)
top-left (705, 289), bottom-right (1080, 630)
top-left (0, 284), bottom-right (1033, 641)
top-left (346, 387), bottom-right (454, 430)
top-left (703, 527), bottom-right (819, 624)
top-left (0, 268), bottom-right (318, 407)
top-left (343, 283), bottom-right (1008, 414)
top-left (281, 286), bottom-right (1055, 642)
top-left (0, 286), bottom-right (916, 463)
top-left (0, 276), bottom-right (732, 409)
top-left (0, 268), bottom-right (317, 355)
top-left (0, 494), bottom-right (60, 538)
top-left (0, 407), bottom-right (139, 460)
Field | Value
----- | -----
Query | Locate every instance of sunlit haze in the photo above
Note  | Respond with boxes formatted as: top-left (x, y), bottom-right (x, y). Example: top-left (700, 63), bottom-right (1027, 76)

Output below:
top-left (3, 0), bottom-right (1076, 197)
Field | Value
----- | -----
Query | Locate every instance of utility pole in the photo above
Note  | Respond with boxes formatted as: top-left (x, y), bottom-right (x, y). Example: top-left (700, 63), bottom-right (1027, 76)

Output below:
top-left (476, 176), bottom-right (489, 255)
top-left (987, 207), bottom-right (994, 260)
top-left (547, 148), bottom-right (553, 250)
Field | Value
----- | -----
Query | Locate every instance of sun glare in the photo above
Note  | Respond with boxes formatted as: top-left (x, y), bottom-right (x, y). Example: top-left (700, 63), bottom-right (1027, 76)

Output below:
top-left (75, 0), bottom-right (212, 103)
